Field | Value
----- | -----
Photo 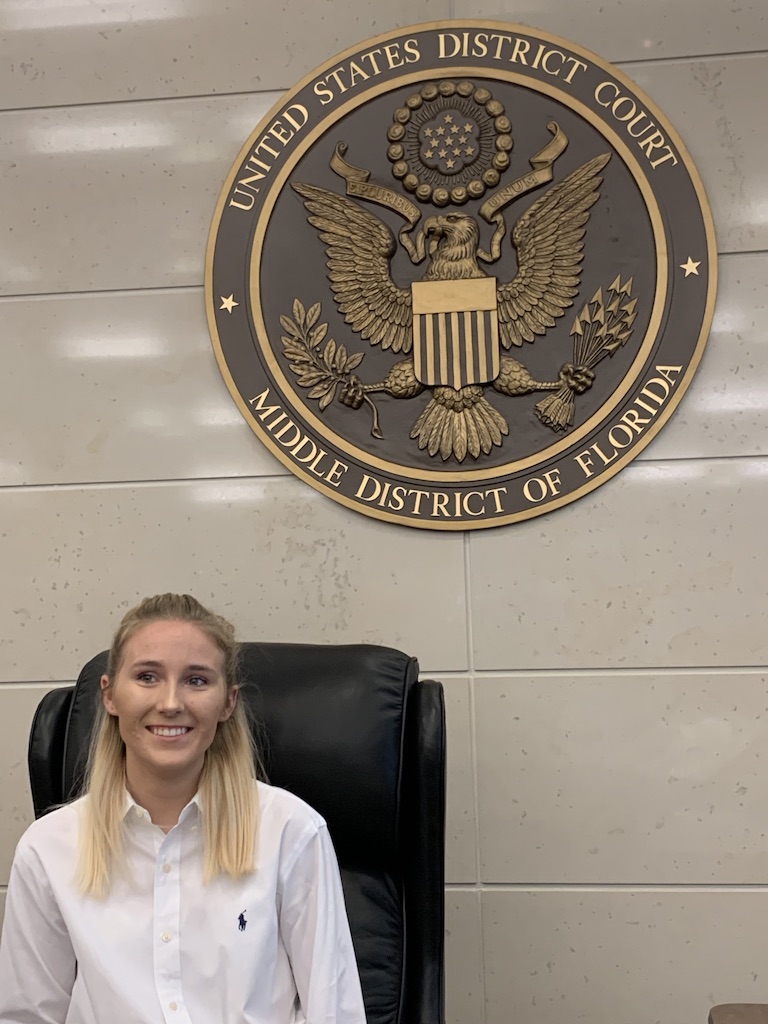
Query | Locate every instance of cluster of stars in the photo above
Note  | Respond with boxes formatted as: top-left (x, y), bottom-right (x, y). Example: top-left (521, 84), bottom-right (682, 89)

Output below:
top-left (423, 145), bottom-right (477, 166)
top-left (421, 112), bottom-right (478, 169)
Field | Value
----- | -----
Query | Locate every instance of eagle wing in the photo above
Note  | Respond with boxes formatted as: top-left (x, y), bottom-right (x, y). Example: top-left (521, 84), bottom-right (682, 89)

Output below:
top-left (292, 182), bottom-right (413, 354)
top-left (496, 152), bottom-right (611, 348)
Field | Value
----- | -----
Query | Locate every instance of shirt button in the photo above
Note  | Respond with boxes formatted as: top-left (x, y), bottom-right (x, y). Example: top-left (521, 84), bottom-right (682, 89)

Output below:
top-left (190, 824), bottom-right (198, 832)
top-left (162, 863), bottom-right (172, 873)
top-left (169, 1002), bottom-right (178, 1011)
top-left (161, 932), bottom-right (172, 943)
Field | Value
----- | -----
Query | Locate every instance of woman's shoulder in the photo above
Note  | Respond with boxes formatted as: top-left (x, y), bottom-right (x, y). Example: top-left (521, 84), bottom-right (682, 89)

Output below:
top-left (255, 780), bottom-right (327, 833)
top-left (13, 798), bottom-right (85, 864)
top-left (254, 782), bottom-right (336, 874)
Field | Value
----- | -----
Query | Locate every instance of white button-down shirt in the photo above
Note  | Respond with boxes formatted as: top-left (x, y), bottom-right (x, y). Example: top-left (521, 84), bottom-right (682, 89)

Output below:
top-left (0, 782), bottom-right (366, 1024)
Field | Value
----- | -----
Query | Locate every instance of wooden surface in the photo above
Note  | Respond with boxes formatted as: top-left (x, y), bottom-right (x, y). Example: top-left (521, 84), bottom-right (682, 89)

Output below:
top-left (710, 1006), bottom-right (768, 1024)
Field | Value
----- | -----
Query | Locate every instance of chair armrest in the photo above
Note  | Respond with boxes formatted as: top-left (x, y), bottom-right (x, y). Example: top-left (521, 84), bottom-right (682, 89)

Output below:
top-left (710, 1006), bottom-right (768, 1024)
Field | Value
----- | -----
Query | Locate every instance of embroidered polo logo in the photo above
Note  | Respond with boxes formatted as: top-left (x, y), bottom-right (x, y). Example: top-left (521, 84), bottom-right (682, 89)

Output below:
top-left (238, 911), bottom-right (247, 931)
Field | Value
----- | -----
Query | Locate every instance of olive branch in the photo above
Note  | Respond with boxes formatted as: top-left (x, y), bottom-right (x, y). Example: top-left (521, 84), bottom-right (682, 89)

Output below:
top-left (280, 299), bottom-right (383, 438)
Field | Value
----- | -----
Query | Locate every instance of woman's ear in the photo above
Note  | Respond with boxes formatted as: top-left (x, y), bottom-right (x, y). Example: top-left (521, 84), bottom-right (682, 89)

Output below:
top-left (219, 686), bottom-right (238, 722)
top-left (101, 674), bottom-right (117, 717)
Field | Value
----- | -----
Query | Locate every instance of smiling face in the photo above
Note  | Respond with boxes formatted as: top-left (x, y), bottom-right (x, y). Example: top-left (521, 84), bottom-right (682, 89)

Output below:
top-left (101, 619), bottom-right (237, 792)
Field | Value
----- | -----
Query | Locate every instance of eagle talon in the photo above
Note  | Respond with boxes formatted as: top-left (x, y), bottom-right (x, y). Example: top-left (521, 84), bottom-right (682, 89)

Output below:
top-left (339, 375), bottom-right (365, 409)
top-left (559, 362), bottom-right (595, 395)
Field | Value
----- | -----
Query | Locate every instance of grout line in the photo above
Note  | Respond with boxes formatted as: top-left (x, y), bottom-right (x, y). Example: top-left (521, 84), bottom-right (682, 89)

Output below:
top-left (463, 533), bottom-right (475, 678)
top-left (0, 474), bottom-right (292, 495)
top-left (0, 881), bottom-right (666, 896)
top-left (446, 882), bottom-right (768, 893)
top-left (0, 284), bottom-right (202, 303)
top-left (436, 665), bottom-right (768, 678)
top-left (3, 452), bottom-right (768, 497)
top-left (0, 47), bottom-right (765, 119)
top-left (638, 452), bottom-right (768, 465)
top-left (462, 530), bottom-right (488, 1024)
top-left (0, 249), bottom-right (765, 304)
top-left (475, 885), bottom-right (488, 1024)
top-left (463, 533), bottom-right (481, 887)
top-left (7, 667), bottom-right (768, 685)
top-left (420, 669), bottom-right (473, 680)
top-left (716, 249), bottom-right (768, 263)
top-left (0, 87), bottom-right (287, 118)
top-left (618, 47), bottom-right (768, 68)
top-left (9, 663), bottom-right (765, 688)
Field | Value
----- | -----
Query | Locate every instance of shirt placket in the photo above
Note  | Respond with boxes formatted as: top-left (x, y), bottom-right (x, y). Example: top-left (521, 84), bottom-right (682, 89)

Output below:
top-left (153, 825), bottom-right (193, 1024)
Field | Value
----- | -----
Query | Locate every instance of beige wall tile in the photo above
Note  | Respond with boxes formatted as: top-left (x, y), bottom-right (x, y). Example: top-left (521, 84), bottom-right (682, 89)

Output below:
top-left (625, 54), bottom-right (767, 255)
top-left (0, 290), bottom-right (282, 487)
top-left (0, 477), bottom-right (467, 683)
top-left (482, 889), bottom-right (768, 1024)
top-left (0, 92), bottom-right (276, 296)
top-left (0, 53), bottom-right (762, 299)
top-left (0, 1), bottom-right (451, 110)
top-left (475, 672), bottom-right (768, 883)
top-left (443, 678), bottom-right (477, 884)
top-left (446, 889), bottom-right (484, 1024)
top-left (469, 458), bottom-right (768, 671)
top-left (642, 253), bottom-right (768, 462)
top-left (0, 684), bottom-right (66, 884)
top-left (452, 1), bottom-right (768, 61)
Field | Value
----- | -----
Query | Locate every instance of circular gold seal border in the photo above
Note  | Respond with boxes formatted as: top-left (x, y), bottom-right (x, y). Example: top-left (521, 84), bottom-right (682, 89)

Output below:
top-left (205, 20), bottom-right (717, 530)
top-left (248, 66), bottom-right (668, 484)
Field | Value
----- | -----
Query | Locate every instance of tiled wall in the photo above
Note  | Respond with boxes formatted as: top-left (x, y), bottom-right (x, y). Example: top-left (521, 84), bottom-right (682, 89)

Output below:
top-left (1, 3), bottom-right (766, 1023)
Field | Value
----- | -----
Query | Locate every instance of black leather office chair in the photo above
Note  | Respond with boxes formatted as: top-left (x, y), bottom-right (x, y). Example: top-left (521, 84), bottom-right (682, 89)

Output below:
top-left (28, 643), bottom-right (446, 1024)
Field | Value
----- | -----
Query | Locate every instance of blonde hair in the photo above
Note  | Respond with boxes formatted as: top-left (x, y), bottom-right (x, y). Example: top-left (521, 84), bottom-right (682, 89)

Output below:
top-left (78, 594), bottom-right (262, 897)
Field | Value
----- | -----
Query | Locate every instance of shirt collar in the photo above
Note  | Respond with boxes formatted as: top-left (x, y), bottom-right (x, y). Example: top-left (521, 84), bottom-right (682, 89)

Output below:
top-left (123, 790), bottom-right (202, 828)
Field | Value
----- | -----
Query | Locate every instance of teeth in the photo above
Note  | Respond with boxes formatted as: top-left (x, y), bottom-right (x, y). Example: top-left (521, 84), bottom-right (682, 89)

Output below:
top-left (150, 727), bottom-right (190, 737)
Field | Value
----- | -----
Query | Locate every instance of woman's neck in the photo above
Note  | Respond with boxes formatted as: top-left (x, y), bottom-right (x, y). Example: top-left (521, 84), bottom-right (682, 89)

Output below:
top-left (125, 760), bottom-right (202, 832)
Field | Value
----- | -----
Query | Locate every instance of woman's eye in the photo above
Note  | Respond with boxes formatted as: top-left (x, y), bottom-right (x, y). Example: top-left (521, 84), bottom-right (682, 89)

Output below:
top-left (188, 676), bottom-right (209, 687)
top-left (137, 672), bottom-right (156, 683)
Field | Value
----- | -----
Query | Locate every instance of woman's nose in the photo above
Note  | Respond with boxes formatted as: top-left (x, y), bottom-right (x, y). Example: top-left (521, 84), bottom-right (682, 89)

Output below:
top-left (156, 680), bottom-right (183, 712)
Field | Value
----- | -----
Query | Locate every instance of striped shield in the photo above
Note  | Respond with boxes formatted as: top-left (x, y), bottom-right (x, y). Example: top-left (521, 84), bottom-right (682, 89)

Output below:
top-left (411, 278), bottom-right (499, 389)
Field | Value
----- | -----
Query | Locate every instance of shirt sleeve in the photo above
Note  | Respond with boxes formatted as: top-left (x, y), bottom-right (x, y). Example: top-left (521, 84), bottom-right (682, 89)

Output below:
top-left (0, 840), bottom-right (76, 1024)
top-left (278, 822), bottom-right (367, 1024)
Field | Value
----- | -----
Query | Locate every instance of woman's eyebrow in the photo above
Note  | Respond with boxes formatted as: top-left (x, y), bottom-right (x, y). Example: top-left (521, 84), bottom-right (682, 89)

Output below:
top-left (127, 659), bottom-right (218, 673)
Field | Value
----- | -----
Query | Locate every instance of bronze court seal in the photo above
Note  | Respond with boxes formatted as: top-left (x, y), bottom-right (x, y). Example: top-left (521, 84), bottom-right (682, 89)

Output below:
top-left (205, 22), bottom-right (716, 529)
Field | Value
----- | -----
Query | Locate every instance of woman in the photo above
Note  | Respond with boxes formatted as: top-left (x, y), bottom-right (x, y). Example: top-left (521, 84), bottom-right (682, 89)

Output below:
top-left (0, 594), bottom-right (366, 1024)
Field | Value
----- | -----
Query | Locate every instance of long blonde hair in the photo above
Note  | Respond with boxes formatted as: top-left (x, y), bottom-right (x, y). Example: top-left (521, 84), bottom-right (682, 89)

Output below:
top-left (78, 594), bottom-right (262, 897)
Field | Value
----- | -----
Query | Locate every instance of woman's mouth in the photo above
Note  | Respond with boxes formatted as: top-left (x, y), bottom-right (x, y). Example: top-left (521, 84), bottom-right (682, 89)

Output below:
top-left (147, 726), bottom-right (192, 737)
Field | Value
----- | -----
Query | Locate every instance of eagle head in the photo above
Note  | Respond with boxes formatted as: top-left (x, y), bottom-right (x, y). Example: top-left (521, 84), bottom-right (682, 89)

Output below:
top-left (422, 213), bottom-right (484, 281)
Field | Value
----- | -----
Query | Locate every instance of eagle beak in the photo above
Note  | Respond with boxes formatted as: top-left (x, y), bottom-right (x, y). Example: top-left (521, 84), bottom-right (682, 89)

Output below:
top-left (424, 216), bottom-right (443, 257)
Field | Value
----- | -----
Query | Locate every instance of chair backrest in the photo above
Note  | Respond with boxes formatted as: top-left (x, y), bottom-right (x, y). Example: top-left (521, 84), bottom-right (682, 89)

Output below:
top-left (28, 642), bottom-right (446, 1024)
